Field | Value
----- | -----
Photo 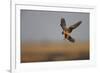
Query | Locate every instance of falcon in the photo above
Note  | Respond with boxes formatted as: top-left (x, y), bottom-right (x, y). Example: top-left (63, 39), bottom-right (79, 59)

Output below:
top-left (60, 18), bottom-right (82, 43)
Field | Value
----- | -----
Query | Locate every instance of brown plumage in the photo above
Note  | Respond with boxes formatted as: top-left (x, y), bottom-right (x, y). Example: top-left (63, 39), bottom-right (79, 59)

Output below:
top-left (60, 18), bottom-right (82, 43)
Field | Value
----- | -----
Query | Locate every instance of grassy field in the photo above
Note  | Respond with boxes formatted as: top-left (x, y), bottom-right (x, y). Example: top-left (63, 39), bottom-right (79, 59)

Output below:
top-left (21, 41), bottom-right (89, 63)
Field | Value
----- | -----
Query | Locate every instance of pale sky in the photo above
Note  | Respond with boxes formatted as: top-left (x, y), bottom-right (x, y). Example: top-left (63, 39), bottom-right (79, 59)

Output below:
top-left (21, 10), bottom-right (89, 41)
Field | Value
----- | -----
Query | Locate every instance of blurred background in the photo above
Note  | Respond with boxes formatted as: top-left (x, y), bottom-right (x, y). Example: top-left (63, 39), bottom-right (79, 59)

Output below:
top-left (21, 10), bottom-right (89, 63)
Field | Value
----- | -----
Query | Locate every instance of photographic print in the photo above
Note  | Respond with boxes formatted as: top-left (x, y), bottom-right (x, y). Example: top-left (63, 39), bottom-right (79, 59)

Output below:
top-left (11, 2), bottom-right (95, 72)
top-left (20, 9), bottom-right (90, 63)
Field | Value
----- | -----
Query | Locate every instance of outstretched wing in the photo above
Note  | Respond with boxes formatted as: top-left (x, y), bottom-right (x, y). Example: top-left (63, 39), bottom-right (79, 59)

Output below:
top-left (60, 18), bottom-right (67, 31)
top-left (68, 21), bottom-right (82, 33)
top-left (67, 35), bottom-right (75, 43)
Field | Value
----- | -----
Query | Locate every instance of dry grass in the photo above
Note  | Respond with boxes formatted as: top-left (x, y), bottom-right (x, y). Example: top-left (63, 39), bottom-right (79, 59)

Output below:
top-left (21, 41), bottom-right (89, 63)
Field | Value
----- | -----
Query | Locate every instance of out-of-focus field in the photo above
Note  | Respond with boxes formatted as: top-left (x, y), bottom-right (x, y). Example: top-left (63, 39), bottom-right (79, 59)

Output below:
top-left (21, 41), bottom-right (89, 63)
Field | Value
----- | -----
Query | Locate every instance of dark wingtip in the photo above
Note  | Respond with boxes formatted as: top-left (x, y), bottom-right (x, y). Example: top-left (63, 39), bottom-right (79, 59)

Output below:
top-left (69, 39), bottom-right (75, 43)
top-left (79, 21), bottom-right (82, 24)
top-left (61, 17), bottom-right (64, 19)
top-left (67, 36), bottom-right (75, 43)
top-left (61, 18), bottom-right (65, 21)
top-left (61, 18), bottom-right (66, 24)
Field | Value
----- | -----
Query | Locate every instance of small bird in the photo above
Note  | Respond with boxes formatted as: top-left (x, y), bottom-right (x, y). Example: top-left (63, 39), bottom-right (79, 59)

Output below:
top-left (60, 18), bottom-right (82, 43)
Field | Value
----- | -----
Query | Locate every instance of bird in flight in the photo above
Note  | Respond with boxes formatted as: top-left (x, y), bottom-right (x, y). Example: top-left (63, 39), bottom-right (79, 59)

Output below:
top-left (60, 18), bottom-right (82, 43)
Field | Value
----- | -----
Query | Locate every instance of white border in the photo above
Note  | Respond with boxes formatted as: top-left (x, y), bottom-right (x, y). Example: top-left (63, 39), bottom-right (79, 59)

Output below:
top-left (11, 2), bottom-right (96, 73)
